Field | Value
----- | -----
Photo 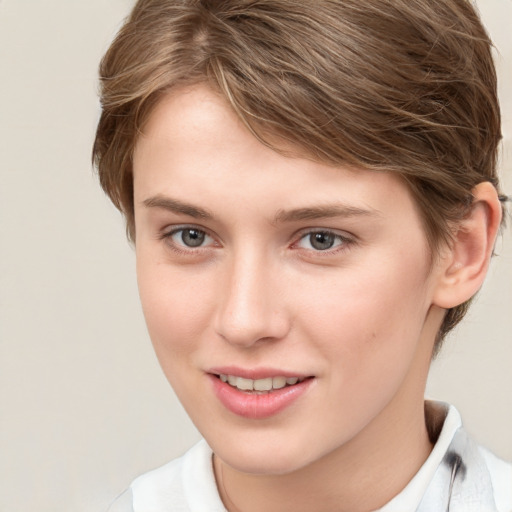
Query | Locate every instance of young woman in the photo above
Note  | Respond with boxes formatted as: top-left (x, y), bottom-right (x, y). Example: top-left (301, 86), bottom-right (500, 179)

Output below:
top-left (94, 1), bottom-right (511, 510)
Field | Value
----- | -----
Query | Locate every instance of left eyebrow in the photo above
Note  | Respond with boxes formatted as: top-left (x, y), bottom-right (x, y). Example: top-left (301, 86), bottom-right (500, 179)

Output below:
top-left (273, 204), bottom-right (381, 224)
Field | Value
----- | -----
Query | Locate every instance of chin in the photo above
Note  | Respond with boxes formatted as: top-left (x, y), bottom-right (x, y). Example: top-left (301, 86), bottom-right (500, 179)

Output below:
top-left (209, 430), bottom-right (324, 475)
top-left (221, 451), bottom-right (306, 475)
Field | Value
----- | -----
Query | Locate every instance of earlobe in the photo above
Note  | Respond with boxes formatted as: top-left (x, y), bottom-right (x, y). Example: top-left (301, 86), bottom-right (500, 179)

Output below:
top-left (433, 182), bottom-right (503, 309)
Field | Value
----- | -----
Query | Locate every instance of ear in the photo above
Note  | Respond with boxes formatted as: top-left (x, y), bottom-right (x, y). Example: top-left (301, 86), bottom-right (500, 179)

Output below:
top-left (433, 182), bottom-right (503, 309)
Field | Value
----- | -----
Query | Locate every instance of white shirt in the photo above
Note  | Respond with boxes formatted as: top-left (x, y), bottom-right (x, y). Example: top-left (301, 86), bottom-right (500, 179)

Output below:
top-left (108, 402), bottom-right (512, 511)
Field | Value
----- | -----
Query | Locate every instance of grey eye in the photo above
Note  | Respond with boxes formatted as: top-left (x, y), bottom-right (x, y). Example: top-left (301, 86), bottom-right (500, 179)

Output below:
top-left (180, 228), bottom-right (206, 247)
top-left (309, 232), bottom-right (336, 250)
top-left (166, 226), bottom-right (216, 251)
top-left (297, 231), bottom-right (347, 252)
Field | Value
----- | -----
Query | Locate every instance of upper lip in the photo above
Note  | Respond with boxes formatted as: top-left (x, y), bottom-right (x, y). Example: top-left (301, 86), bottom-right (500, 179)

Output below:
top-left (208, 366), bottom-right (311, 380)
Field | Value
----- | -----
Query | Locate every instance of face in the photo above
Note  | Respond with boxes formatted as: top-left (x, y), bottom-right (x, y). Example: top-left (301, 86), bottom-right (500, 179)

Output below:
top-left (133, 85), bottom-right (444, 475)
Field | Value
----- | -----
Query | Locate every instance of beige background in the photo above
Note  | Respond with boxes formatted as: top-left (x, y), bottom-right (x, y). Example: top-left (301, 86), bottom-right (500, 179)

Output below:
top-left (0, 1), bottom-right (510, 511)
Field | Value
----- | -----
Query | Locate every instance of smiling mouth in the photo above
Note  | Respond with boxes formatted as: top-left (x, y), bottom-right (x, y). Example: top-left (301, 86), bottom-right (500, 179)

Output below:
top-left (216, 374), bottom-right (308, 393)
top-left (210, 371), bottom-right (314, 418)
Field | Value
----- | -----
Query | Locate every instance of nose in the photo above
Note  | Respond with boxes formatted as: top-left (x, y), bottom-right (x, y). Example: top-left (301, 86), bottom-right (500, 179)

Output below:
top-left (213, 253), bottom-right (290, 348)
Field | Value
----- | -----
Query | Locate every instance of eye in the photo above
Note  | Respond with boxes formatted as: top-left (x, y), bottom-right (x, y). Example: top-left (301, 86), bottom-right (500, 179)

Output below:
top-left (167, 227), bottom-right (214, 248)
top-left (296, 231), bottom-right (347, 251)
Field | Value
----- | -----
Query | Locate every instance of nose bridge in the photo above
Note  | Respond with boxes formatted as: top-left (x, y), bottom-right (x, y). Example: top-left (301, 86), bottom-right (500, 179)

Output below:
top-left (215, 245), bottom-right (288, 347)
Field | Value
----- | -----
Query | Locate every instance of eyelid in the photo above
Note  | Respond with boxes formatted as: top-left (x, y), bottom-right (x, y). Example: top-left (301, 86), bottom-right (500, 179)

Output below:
top-left (160, 222), bottom-right (211, 237)
top-left (293, 226), bottom-right (354, 241)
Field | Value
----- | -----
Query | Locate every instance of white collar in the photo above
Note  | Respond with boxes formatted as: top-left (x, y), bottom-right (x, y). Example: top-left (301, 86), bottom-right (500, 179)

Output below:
top-left (377, 401), bottom-right (461, 511)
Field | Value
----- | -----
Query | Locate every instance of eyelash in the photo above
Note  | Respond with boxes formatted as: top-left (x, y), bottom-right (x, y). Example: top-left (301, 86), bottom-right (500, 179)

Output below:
top-left (159, 226), bottom-right (354, 256)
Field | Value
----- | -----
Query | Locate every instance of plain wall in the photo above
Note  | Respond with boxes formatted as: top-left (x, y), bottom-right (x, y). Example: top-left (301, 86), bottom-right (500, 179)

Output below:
top-left (0, 1), bottom-right (510, 511)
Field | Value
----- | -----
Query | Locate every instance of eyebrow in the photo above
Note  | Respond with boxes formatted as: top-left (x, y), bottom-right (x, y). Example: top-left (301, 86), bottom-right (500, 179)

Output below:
top-left (142, 195), bottom-right (381, 223)
top-left (273, 204), bottom-right (381, 223)
top-left (142, 195), bottom-right (213, 219)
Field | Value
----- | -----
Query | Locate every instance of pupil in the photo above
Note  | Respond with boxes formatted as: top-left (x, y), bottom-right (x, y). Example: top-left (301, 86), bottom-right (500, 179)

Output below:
top-left (310, 232), bottom-right (335, 250)
top-left (182, 229), bottom-right (205, 247)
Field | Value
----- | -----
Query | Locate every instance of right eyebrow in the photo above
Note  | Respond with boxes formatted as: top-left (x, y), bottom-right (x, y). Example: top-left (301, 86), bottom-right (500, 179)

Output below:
top-left (142, 195), bottom-right (213, 220)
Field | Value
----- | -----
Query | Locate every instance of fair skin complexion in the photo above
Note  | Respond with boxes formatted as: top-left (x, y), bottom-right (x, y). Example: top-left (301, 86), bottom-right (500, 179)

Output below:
top-left (132, 85), bottom-right (501, 512)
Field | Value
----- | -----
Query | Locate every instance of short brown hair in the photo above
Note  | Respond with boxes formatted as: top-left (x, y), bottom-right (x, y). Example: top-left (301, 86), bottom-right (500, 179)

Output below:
top-left (93, 0), bottom-right (505, 348)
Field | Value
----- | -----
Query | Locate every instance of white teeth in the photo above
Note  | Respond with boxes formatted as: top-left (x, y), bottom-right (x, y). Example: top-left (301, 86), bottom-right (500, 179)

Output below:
top-left (236, 377), bottom-right (254, 391)
top-left (218, 374), bottom-right (304, 392)
top-left (253, 377), bottom-right (273, 391)
top-left (272, 376), bottom-right (287, 389)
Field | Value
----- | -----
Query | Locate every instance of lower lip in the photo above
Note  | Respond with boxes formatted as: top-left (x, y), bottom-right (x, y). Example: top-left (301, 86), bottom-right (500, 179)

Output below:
top-left (209, 375), bottom-right (313, 419)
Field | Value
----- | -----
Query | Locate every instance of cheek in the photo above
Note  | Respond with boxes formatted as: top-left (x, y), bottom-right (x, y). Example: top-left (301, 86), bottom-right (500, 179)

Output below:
top-left (136, 254), bottom-right (216, 365)
top-left (292, 262), bottom-right (432, 439)
top-left (295, 255), bottom-right (431, 381)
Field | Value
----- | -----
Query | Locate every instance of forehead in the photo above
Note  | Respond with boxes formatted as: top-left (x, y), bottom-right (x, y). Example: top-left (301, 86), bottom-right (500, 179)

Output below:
top-left (133, 85), bottom-right (422, 226)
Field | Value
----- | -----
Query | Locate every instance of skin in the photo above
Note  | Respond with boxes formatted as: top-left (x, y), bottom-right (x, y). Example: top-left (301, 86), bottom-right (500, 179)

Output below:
top-left (132, 84), bottom-right (501, 512)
